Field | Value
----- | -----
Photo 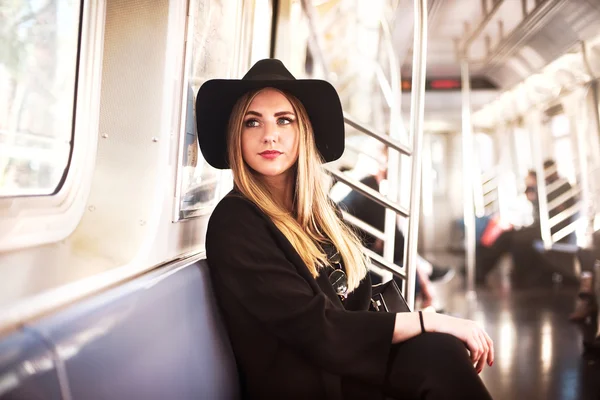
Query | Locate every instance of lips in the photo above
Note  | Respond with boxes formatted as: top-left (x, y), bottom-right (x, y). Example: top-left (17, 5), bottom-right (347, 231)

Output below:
top-left (259, 150), bottom-right (283, 159)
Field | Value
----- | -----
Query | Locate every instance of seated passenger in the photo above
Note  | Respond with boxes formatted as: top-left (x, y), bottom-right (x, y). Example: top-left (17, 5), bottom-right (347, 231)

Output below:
top-left (476, 163), bottom-right (579, 285)
top-left (335, 155), bottom-right (453, 309)
top-left (199, 59), bottom-right (493, 399)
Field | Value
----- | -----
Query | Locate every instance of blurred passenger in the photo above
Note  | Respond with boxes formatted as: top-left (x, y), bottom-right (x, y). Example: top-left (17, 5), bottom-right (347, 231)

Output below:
top-left (200, 59), bottom-right (493, 399)
top-left (476, 161), bottom-right (578, 285)
top-left (336, 159), bottom-right (454, 309)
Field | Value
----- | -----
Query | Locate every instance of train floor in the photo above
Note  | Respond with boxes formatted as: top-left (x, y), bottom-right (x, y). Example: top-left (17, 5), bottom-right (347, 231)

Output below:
top-left (427, 253), bottom-right (600, 400)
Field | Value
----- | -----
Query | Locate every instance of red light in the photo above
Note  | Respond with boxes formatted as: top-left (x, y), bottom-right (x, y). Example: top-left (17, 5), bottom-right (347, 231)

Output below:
top-left (430, 79), bottom-right (461, 89)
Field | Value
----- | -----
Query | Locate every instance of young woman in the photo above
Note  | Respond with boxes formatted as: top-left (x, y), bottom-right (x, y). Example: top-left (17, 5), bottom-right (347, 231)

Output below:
top-left (198, 59), bottom-right (494, 400)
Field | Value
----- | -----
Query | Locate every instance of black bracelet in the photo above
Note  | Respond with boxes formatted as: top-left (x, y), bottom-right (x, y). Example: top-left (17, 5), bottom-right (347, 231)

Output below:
top-left (419, 311), bottom-right (425, 334)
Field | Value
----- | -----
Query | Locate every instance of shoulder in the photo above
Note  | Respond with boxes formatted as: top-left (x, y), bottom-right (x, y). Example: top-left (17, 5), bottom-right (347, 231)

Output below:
top-left (206, 192), bottom-right (278, 251)
top-left (205, 193), bottom-right (285, 266)
top-left (208, 193), bottom-right (266, 232)
top-left (210, 192), bottom-right (258, 218)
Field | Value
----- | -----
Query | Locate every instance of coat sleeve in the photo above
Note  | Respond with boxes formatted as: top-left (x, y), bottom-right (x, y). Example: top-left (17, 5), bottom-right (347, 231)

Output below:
top-left (206, 196), bottom-right (396, 386)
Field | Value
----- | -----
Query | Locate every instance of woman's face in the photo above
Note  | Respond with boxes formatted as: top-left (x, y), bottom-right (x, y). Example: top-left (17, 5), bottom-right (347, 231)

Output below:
top-left (241, 88), bottom-right (300, 183)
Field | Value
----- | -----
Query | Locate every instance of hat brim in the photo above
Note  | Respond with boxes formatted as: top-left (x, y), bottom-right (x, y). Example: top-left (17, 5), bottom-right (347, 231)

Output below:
top-left (195, 79), bottom-right (345, 170)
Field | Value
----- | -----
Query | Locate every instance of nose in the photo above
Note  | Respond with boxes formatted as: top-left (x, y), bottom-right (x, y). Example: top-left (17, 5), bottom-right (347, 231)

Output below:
top-left (262, 121), bottom-right (279, 144)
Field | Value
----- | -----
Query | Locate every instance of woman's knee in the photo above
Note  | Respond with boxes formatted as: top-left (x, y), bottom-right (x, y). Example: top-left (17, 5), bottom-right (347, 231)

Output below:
top-left (392, 332), bottom-right (472, 373)
top-left (387, 333), bottom-right (491, 399)
top-left (419, 332), bottom-right (468, 355)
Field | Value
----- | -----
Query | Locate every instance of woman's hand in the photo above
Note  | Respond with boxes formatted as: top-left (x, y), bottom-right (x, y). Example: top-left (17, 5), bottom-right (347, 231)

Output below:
top-left (425, 313), bottom-right (494, 374)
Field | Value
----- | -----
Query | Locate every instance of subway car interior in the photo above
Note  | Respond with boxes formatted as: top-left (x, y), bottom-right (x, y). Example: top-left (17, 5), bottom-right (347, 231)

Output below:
top-left (2, 0), bottom-right (600, 399)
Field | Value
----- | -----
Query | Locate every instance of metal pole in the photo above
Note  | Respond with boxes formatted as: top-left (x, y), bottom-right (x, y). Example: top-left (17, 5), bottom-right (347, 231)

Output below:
top-left (325, 167), bottom-right (409, 217)
top-left (404, 0), bottom-right (428, 310)
top-left (590, 81), bottom-right (600, 233)
top-left (381, 13), bottom-right (402, 275)
top-left (574, 86), bottom-right (592, 247)
top-left (531, 111), bottom-right (552, 248)
top-left (464, 0), bottom-right (504, 49)
top-left (300, 0), bottom-right (330, 78)
top-left (461, 57), bottom-right (476, 295)
top-left (343, 114), bottom-right (412, 156)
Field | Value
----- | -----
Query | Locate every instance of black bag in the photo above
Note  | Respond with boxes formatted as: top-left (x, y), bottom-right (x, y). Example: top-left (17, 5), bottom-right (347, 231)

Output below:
top-left (370, 279), bottom-right (410, 313)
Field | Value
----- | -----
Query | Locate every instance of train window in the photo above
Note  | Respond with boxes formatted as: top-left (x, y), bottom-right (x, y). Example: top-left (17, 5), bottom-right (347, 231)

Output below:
top-left (176, 0), bottom-right (243, 219)
top-left (177, 0), bottom-right (272, 219)
top-left (0, 1), bottom-right (81, 197)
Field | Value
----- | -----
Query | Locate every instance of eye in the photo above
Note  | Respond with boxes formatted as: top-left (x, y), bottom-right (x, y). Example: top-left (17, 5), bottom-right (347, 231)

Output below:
top-left (277, 117), bottom-right (294, 125)
top-left (244, 119), bottom-right (260, 128)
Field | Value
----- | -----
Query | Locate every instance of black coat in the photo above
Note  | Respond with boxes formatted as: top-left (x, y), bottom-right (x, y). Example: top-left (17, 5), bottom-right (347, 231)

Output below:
top-left (206, 192), bottom-right (396, 399)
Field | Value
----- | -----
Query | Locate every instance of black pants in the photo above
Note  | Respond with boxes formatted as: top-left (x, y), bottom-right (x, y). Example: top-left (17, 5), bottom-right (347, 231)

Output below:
top-left (476, 226), bottom-right (545, 283)
top-left (342, 332), bottom-right (493, 399)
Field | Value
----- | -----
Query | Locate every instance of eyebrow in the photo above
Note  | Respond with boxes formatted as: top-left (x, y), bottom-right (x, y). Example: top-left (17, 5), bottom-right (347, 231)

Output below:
top-left (245, 111), bottom-right (295, 117)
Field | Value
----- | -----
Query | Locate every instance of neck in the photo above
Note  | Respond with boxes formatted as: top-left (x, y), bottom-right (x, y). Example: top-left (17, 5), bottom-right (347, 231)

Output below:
top-left (263, 172), bottom-right (295, 212)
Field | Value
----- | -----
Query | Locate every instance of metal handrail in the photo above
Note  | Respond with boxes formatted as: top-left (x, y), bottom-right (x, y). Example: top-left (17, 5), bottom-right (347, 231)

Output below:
top-left (543, 163), bottom-right (558, 179)
top-left (340, 210), bottom-right (386, 241)
top-left (484, 191), bottom-right (498, 202)
top-left (300, 0), bottom-right (331, 77)
top-left (482, 179), bottom-right (498, 192)
top-left (300, 0), bottom-right (426, 309)
top-left (376, 8), bottom-right (403, 274)
top-left (547, 187), bottom-right (580, 211)
top-left (483, 0), bottom-right (568, 68)
top-left (375, 64), bottom-right (394, 108)
top-left (546, 178), bottom-right (569, 195)
top-left (548, 204), bottom-right (580, 229)
top-left (461, 56), bottom-right (478, 289)
top-left (530, 110), bottom-right (553, 248)
top-left (551, 221), bottom-right (579, 243)
top-left (463, 0), bottom-right (504, 50)
top-left (343, 113), bottom-right (412, 156)
top-left (344, 142), bottom-right (386, 165)
top-left (404, 0), bottom-right (428, 308)
top-left (363, 247), bottom-right (406, 279)
top-left (325, 166), bottom-right (409, 218)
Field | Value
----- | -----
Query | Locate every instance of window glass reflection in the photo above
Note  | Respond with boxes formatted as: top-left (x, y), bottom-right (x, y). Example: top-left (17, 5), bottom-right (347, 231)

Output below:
top-left (178, 0), bottom-right (242, 218)
top-left (0, 1), bottom-right (81, 196)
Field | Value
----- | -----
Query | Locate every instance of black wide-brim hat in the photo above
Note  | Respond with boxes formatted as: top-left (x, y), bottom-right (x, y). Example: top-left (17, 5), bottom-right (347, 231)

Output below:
top-left (195, 58), bottom-right (345, 169)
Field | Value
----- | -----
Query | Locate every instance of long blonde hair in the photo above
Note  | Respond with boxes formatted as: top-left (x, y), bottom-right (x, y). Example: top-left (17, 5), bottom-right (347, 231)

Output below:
top-left (227, 88), bottom-right (368, 290)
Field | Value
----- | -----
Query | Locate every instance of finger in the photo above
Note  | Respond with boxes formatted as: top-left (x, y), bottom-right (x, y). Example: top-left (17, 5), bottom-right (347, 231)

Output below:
top-left (477, 332), bottom-right (489, 373)
top-left (473, 332), bottom-right (486, 373)
top-left (475, 350), bottom-right (486, 374)
top-left (483, 331), bottom-right (494, 366)
top-left (467, 338), bottom-right (480, 364)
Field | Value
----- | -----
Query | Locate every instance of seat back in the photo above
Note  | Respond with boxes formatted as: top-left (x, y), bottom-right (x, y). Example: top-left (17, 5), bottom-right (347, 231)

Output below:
top-left (0, 329), bottom-right (64, 399)
top-left (0, 258), bottom-right (241, 400)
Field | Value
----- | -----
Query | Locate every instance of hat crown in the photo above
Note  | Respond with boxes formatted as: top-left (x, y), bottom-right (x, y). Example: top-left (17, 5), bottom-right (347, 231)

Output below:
top-left (243, 59), bottom-right (296, 81)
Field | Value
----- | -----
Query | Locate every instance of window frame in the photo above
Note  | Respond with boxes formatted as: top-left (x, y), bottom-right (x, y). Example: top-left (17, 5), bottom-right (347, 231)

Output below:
top-left (0, 1), bottom-right (105, 252)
